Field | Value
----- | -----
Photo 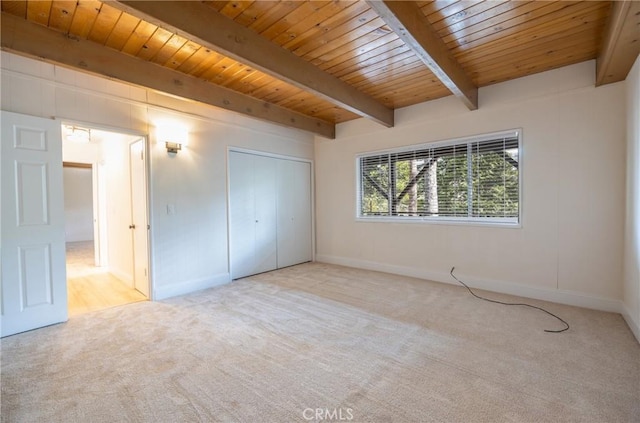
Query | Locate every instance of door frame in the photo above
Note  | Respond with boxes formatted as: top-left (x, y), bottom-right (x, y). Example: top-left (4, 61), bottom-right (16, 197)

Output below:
top-left (226, 146), bottom-right (315, 278)
top-left (61, 120), bottom-right (154, 300)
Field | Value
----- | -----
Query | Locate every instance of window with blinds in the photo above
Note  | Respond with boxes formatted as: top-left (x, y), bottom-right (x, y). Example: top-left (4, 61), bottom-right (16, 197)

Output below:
top-left (357, 130), bottom-right (521, 224)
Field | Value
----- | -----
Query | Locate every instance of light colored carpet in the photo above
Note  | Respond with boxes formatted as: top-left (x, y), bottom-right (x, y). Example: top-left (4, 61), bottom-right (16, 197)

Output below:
top-left (1, 262), bottom-right (638, 422)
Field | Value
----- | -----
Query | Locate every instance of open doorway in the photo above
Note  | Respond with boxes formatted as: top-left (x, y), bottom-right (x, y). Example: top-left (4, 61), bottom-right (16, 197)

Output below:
top-left (62, 124), bottom-right (150, 316)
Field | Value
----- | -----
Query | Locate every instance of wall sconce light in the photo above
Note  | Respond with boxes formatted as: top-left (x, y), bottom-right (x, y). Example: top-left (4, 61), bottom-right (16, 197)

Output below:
top-left (165, 142), bottom-right (182, 154)
top-left (62, 124), bottom-right (91, 144)
top-left (156, 121), bottom-right (188, 154)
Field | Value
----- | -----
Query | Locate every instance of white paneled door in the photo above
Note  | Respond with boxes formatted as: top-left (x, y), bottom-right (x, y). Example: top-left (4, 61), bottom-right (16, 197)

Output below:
top-left (1, 111), bottom-right (68, 337)
top-left (229, 150), bottom-right (312, 279)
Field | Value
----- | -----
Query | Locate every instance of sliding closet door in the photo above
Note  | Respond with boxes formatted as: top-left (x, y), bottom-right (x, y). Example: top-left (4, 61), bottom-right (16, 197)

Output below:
top-left (277, 159), bottom-right (312, 268)
top-left (252, 155), bottom-right (278, 274)
top-left (229, 151), bottom-right (277, 279)
top-left (229, 151), bottom-right (254, 279)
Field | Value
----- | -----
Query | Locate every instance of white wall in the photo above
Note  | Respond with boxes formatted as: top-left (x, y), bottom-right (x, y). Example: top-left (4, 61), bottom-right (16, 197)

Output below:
top-left (315, 61), bottom-right (626, 312)
top-left (62, 137), bottom-right (98, 245)
top-left (146, 109), bottom-right (313, 298)
top-left (1, 51), bottom-right (314, 300)
top-left (62, 135), bottom-right (100, 163)
top-left (63, 167), bottom-right (93, 242)
top-left (623, 55), bottom-right (640, 341)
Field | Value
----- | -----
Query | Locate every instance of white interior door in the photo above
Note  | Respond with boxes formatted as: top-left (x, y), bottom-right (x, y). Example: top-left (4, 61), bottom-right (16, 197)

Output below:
top-left (229, 151), bottom-right (256, 279)
top-left (1, 111), bottom-right (68, 337)
top-left (277, 159), bottom-right (312, 268)
top-left (129, 139), bottom-right (149, 297)
top-left (253, 155), bottom-right (277, 274)
top-left (229, 151), bottom-right (278, 279)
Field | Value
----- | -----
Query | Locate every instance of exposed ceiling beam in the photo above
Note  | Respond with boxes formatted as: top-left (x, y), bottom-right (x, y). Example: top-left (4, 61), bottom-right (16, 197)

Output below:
top-left (366, 0), bottom-right (478, 110)
top-left (0, 12), bottom-right (335, 139)
top-left (110, 0), bottom-right (394, 128)
top-left (596, 0), bottom-right (640, 86)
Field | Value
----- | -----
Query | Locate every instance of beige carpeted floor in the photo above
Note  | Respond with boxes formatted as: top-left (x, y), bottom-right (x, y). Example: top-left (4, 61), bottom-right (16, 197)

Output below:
top-left (1, 263), bottom-right (639, 422)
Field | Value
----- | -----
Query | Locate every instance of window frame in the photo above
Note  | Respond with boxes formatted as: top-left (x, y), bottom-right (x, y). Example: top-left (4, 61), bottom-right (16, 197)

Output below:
top-left (355, 129), bottom-right (523, 227)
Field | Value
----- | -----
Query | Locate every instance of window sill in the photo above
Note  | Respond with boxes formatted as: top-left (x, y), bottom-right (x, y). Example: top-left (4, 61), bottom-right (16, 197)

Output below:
top-left (355, 216), bottom-right (521, 228)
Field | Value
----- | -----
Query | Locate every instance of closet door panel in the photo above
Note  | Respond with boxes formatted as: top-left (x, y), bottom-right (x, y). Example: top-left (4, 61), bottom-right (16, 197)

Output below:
top-left (229, 151), bottom-right (256, 279)
top-left (277, 159), bottom-right (312, 268)
top-left (252, 154), bottom-right (278, 275)
top-left (229, 151), bottom-right (311, 279)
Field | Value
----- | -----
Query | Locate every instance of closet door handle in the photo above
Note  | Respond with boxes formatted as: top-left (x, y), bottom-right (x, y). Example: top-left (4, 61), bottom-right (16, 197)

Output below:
top-left (129, 224), bottom-right (136, 229)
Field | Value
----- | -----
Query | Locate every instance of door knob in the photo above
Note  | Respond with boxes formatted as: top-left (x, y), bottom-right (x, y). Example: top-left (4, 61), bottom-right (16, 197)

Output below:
top-left (129, 224), bottom-right (136, 229)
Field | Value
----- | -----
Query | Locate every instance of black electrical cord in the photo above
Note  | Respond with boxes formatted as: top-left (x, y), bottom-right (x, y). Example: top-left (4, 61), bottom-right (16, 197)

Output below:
top-left (450, 267), bottom-right (569, 333)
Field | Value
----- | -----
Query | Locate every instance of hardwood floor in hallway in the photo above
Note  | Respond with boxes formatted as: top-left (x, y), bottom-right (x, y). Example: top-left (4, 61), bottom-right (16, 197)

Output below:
top-left (66, 241), bottom-right (146, 316)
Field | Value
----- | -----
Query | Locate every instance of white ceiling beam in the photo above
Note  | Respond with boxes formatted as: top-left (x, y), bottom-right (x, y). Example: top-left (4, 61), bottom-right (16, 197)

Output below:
top-left (366, 0), bottom-right (478, 110)
top-left (110, 0), bottom-right (394, 128)
top-left (0, 12), bottom-right (335, 139)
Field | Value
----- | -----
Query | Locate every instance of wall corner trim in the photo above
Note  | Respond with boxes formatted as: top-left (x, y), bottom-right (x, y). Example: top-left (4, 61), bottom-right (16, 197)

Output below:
top-left (621, 303), bottom-right (640, 344)
top-left (153, 273), bottom-right (231, 300)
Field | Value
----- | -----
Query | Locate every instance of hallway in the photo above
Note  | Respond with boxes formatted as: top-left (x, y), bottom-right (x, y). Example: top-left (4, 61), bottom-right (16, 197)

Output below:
top-left (66, 241), bottom-right (146, 316)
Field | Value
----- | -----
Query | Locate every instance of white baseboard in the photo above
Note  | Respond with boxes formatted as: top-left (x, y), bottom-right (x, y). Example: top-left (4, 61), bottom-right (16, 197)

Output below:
top-left (315, 254), bottom-right (622, 314)
top-left (621, 303), bottom-right (640, 344)
top-left (153, 273), bottom-right (231, 300)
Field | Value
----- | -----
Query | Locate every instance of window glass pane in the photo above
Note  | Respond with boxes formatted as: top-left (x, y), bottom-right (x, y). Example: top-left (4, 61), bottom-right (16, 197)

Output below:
top-left (361, 156), bottom-right (389, 215)
top-left (358, 131), bottom-right (520, 224)
top-left (436, 146), bottom-right (468, 217)
top-left (471, 139), bottom-right (519, 218)
top-left (393, 158), bottom-right (421, 216)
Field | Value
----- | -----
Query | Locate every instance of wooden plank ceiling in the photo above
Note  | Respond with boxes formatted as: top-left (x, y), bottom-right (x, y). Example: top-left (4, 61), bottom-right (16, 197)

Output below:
top-left (1, 1), bottom-right (637, 138)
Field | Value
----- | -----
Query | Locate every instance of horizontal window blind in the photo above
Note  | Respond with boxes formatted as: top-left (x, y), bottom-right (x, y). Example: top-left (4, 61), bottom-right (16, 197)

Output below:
top-left (357, 131), bottom-right (520, 224)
